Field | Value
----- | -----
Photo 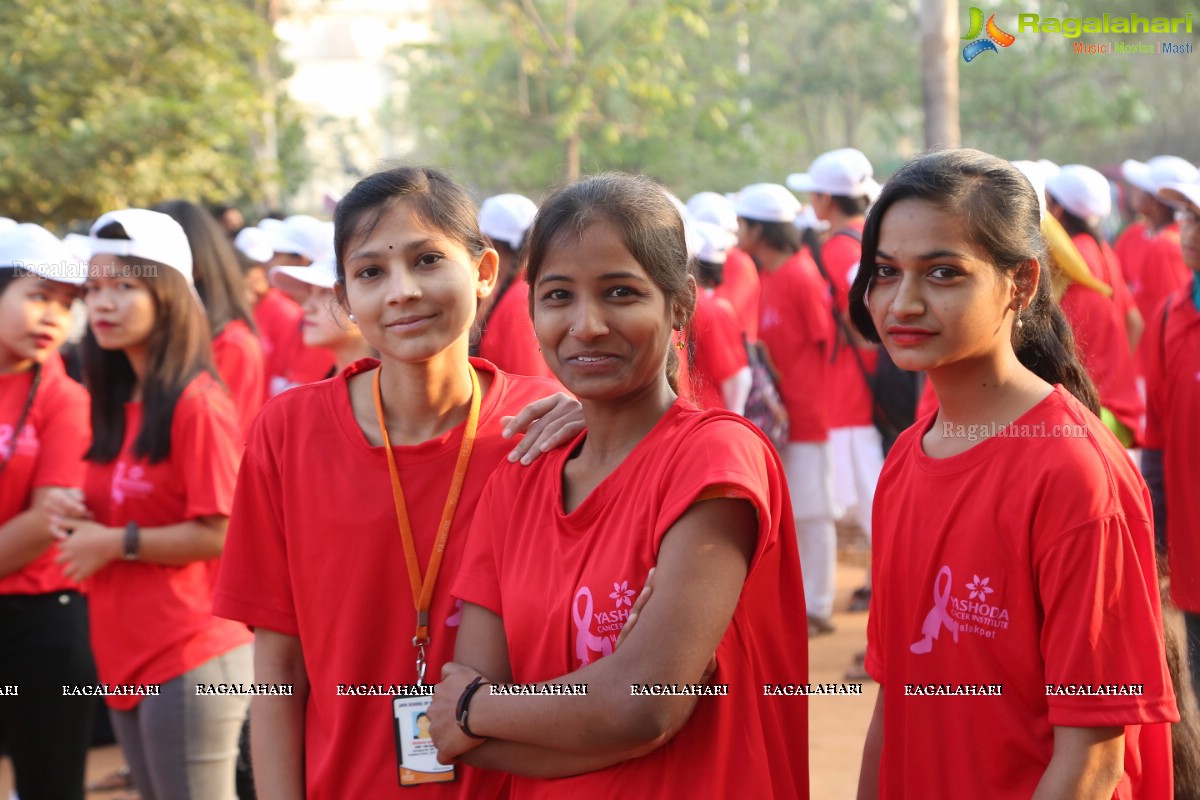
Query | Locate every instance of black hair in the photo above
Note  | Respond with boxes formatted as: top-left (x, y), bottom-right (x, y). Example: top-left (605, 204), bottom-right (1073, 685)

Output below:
top-left (695, 259), bottom-right (724, 288)
top-left (830, 194), bottom-right (871, 217)
top-left (0, 266), bottom-right (17, 297)
top-left (84, 222), bottom-right (218, 464)
top-left (153, 200), bottom-right (258, 338)
top-left (739, 218), bottom-right (800, 254)
top-left (333, 166), bottom-right (488, 285)
top-left (848, 149), bottom-right (1100, 413)
top-left (524, 173), bottom-right (697, 394)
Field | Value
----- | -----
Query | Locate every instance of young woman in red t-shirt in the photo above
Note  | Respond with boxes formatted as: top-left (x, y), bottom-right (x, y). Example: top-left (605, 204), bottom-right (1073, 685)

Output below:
top-left (49, 209), bottom-right (254, 800)
top-left (212, 167), bottom-right (580, 800)
top-left (0, 225), bottom-right (95, 800)
top-left (155, 200), bottom-right (266, 437)
top-left (428, 174), bottom-right (809, 799)
top-left (849, 150), bottom-right (1178, 799)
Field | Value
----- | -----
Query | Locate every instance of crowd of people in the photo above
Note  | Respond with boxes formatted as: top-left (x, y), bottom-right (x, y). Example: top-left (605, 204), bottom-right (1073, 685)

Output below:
top-left (0, 145), bottom-right (1197, 799)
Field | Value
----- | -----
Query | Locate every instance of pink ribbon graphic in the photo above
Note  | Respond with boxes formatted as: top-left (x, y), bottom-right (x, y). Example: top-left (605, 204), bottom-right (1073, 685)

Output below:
top-left (910, 565), bottom-right (960, 654)
top-left (572, 586), bottom-right (613, 667)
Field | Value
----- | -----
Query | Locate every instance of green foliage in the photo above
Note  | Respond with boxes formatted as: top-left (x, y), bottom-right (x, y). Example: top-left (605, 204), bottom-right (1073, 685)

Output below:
top-left (0, 0), bottom-right (304, 228)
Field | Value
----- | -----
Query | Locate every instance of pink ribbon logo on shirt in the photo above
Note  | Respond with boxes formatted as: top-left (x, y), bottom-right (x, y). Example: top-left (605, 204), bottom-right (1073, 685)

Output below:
top-left (910, 565), bottom-right (960, 654)
top-left (572, 586), bottom-right (613, 667)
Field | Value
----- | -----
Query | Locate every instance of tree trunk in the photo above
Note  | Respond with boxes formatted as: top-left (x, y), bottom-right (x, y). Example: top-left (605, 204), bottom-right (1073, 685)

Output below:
top-left (920, 0), bottom-right (960, 150)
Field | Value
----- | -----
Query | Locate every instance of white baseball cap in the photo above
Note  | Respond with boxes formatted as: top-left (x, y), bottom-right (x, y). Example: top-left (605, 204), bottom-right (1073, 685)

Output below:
top-left (479, 194), bottom-right (538, 251)
top-left (1121, 155), bottom-right (1199, 197)
top-left (1011, 160), bottom-right (1048, 220)
top-left (734, 183), bottom-right (800, 223)
top-left (1158, 181), bottom-right (1200, 213)
top-left (793, 205), bottom-right (828, 232)
top-left (685, 192), bottom-right (738, 234)
top-left (0, 218), bottom-right (17, 235)
top-left (1037, 159), bottom-right (1061, 180)
top-left (0, 224), bottom-right (87, 285)
top-left (270, 215), bottom-right (334, 262)
top-left (786, 148), bottom-right (881, 200)
top-left (269, 251), bottom-right (338, 295)
top-left (89, 209), bottom-right (194, 283)
top-left (693, 220), bottom-right (738, 265)
top-left (234, 226), bottom-right (275, 264)
top-left (1045, 165), bottom-right (1112, 225)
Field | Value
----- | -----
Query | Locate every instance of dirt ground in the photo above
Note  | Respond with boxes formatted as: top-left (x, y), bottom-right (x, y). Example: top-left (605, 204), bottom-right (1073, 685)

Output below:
top-left (2, 532), bottom-right (877, 800)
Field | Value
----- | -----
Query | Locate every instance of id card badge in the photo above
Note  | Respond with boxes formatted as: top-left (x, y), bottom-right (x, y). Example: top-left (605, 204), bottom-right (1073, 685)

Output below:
top-left (393, 695), bottom-right (456, 786)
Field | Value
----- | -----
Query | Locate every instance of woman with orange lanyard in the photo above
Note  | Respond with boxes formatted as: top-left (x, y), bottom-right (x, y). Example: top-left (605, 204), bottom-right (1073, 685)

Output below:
top-left (853, 150), bottom-right (1176, 798)
top-left (428, 173), bottom-right (809, 798)
top-left (213, 166), bottom-right (581, 799)
top-left (0, 224), bottom-right (94, 800)
top-left (47, 209), bottom-right (253, 799)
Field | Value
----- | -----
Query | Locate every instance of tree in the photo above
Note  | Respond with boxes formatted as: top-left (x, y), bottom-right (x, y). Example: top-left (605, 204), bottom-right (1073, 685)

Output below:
top-left (0, 0), bottom-right (305, 228)
top-left (920, 0), bottom-right (959, 149)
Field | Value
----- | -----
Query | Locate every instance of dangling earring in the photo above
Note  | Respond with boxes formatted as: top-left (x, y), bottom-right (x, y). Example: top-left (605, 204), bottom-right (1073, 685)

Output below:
top-left (1013, 302), bottom-right (1024, 329)
top-left (674, 325), bottom-right (686, 351)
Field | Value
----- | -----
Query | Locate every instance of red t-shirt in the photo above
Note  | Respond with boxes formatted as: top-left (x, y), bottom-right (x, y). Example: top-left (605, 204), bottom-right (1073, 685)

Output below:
top-left (212, 319), bottom-right (266, 438)
top-left (215, 358), bottom-right (559, 800)
top-left (757, 249), bottom-right (833, 442)
top-left (479, 279), bottom-right (556, 381)
top-left (865, 387), bottom-right (1178, 799)
top-left (1072, 234), bottom-right (1137, 339)
top-left (1143, 283), bottom-right (1200, 612)
top-left (1124, 223), bottom-right (1189, 324)
top-left (689, 290), bottom-right (748, 411)
top-left (713, 246), bottom-right (760, 343)
top-left (1059, 283), bottom-right (1144, 441)
top-left (83, 372), bottom-right (251, 709)
top-left (1114, 221), bottom-right (1147, 293)
top-left (253, 287), bottom-right (303, 398)
top-left (915, 376), bottom-right (939, 422)
top-left (821, 224), bottom-right (877, 428)
top-left (454, 403), bottom-right (809, 800)
top-left (0, 357), bottom-right (89, 595)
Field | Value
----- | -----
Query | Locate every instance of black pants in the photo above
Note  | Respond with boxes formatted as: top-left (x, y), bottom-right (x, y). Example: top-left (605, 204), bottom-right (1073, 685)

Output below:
top-left (0, 591), bottom-right (98, 800)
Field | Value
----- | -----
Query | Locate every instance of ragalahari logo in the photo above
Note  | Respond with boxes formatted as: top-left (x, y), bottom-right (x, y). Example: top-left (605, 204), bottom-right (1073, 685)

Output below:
top-left (962, 7), bottom-right (1016, 62)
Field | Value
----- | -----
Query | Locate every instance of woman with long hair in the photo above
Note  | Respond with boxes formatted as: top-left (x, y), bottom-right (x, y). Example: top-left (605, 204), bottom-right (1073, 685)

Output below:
top-left (851, 149), bottom-right (1177, 799)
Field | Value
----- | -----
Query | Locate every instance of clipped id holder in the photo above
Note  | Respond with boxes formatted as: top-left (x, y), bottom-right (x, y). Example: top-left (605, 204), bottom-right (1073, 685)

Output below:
top-left (393, 695), bottom-right (456, 786)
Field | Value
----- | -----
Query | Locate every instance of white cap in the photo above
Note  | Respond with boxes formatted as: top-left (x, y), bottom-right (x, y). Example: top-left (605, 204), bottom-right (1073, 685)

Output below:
top-left (1045, 164), bottom-right (1112, 225)
top-left (269, 251), bottom-right (338, 294)
top-left (1121, 155), bottom-right (1200, 196)
top-left (270, 215), bottom-right (333, 262)
top-left (62, 233), bottom-right (92, 263)
top-left (479, 194), bottom-right (538, 251)
top-left (786, 148), bottom-right (881, 200)
top-left (89, 209), bottom-right (194, 283)
top-left (659, 189), bottom-right (703, 260)
top-left (693, 221), bottom-right (738, 264)
top-left (0, 218), bottom-right (17, 235)
top-left (734, 183), bottom-right (800, 223)
top-left (793, 205), bottom-right (828, 232)
top-left (1158, 181), bottom-right (1200, 212)
top-left (0, 224), bottom-right (87, 285)
top-left (235, 226), bottom-right (275, 264)
top-left (685, 192), bottom-right (738, 234)
top-left (1011, 160), bottom-right (1048, 220)
top-left (1037, 159), bottom-right (1061, 179)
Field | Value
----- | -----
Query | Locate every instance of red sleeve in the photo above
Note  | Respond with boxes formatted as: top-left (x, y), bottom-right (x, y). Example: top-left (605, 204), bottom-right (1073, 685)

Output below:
top-left (1141, 299), bottom-right (1170, 450)
top-left (655, 416), bottom-right (782, 579)
top-left (212, 325), bottom-right (266, 436)
top-left (451, 469), bottom-right (509, 616)
top-left (31, 376), bottom-right (89, 489)
top-left (214, 416), bottom-right (299, 635)
top-left (1036, 513), bottom-right (1178, 726)
top-left (704, 303), bottom-right (749, 385)
top-left (171, 385), bottom-right (241, 520)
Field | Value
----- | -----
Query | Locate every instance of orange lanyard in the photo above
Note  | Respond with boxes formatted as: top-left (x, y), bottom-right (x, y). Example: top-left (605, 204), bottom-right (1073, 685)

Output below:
top-left (373, 365), bottom-right (480, 684)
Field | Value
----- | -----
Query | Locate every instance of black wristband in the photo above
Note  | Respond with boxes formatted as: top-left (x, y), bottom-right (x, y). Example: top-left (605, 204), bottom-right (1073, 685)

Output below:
top-left (455, 676), bottom-right (489, 739)
top-left (123, 520), bottom-right (140, 561)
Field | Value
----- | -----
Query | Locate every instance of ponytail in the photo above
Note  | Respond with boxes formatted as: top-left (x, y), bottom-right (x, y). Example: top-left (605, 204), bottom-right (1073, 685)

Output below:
top-left (1012, 272), bottom-right (1100, 414)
